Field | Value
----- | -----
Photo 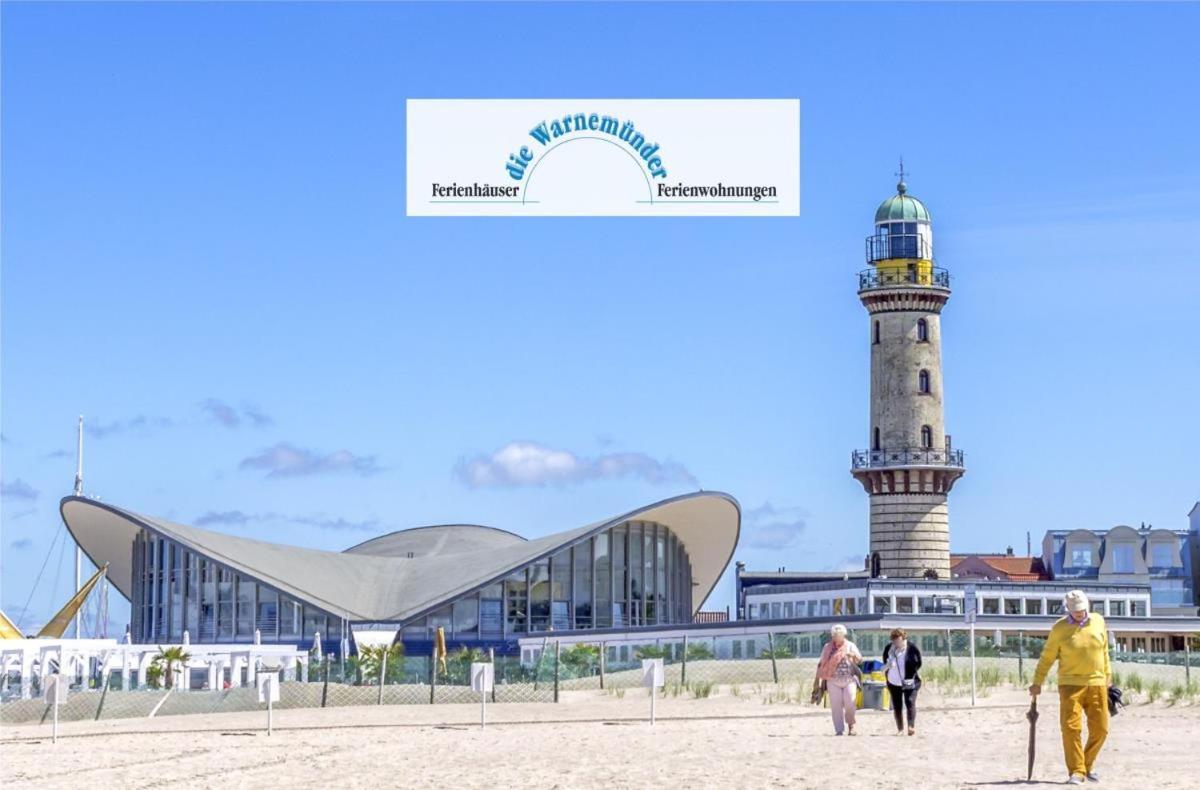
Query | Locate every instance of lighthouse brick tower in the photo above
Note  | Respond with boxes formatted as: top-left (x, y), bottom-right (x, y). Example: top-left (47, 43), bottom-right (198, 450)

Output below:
top-left (851, 169), bottom-right (965, 580)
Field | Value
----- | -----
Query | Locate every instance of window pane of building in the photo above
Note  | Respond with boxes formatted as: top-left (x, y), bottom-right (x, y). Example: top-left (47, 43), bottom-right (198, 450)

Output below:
top-left (279, 596), bottom-right (300, 639)
top-left (643, 528), bottom-right (656, 623)
top-left (573, 542), bottom-right (592, 628)
top-left (919, 596), bottom-right (937, 614)
top-left (655, 530), bottom-right (667, 624)
top-left (895, 597), bottom-right (913, 614)
top-left (1048, 598), bottom-right (1064, 616)
top-left (1151, 544), bottom-right (1174, 567)
top-left (1112, 545), bottom-right (1134, 573)
top-left (470, 583), bottom-right (500, 636)
top-left (303, 607), bottom-right (326, 642)
top-left (505, 570), bottom-right (528, 634)
top-left (1025, 599), bottom-right (1042, 615)
top-left (201, 561), bottom-right (217, 641)
top-left (629, 523), bottom-right (643, 626)
top-left (186, 552), bottom-right (200, 637)
top-left (612, 525), bottom-right (627, 627)
top-left (550, 549), bottom-right (571, 630)
top-left (873, 596), bottom-right (891, 614)
top-left (218, 567), bottom-right (235, 639)
top-left (982, 597), bottom-right (1000, 615)
top-left (236, 575), bottom-right (255, 639)
top-left (1131, 600), bottom-right (1147, 617)
top-left (257, 586), bottom-right (278, 639)
top-left (169, 544), bottom-right (184, 640)
top-left (1004, 598), bottom-right (1021, 616)
top-left (429, 606), bottom-right (452, 635)
top-left (1109, 600), bottom-right (1126, 617)
top-left (529, 561), bottom-right (550, 632)
top-left (451, 596), bottom-right (479, 636)
top-left (594, 532), bottom-right (612, 628)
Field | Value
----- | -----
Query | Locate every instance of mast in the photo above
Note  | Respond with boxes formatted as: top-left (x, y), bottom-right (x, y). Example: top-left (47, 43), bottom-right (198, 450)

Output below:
top-left (74, 416), bottom-right (84, 638)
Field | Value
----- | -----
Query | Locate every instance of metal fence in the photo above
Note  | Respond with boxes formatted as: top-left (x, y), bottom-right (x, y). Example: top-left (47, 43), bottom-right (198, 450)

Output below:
top-left (3, 629), bottom-right (1196, 726)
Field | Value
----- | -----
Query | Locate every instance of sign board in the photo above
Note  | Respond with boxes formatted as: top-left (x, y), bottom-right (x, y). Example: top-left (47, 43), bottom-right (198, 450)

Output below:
top-left (45, 675), bottom-right (68, 705)
top-left (963, 585), bottom-right (977, 624)
top-left (257, 673), bottom-right (280, 703)
top-left (641, 658), bottom-right (664, 689)
top-left (470, 662), bottom-right (494, 693)
top-left (406, 99), bottom-right (801, 217)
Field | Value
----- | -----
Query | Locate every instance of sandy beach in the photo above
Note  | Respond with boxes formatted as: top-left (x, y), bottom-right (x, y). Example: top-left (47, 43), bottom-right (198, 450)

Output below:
top-left (3, 686), bottom-right (1197, 789)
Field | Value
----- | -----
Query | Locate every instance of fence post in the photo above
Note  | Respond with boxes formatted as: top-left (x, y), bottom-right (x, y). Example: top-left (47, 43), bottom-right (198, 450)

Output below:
top-left (767, 632), bottom-right (779, 684)
top-left (553, 641), bottom-right (561, 703)
top-left (488, 648), bottom-right (496, 703)
top-left (94, 675), bottom-right (110, 721)
top-left (429, 654), bottom-right (437, 704)
top-left (681, 634), bottom-right (689, 686)
top-left (945, 629), bottom-right (953, 668)
top-left (321, 654), bottom-right (330, 708)
top-left (1185, 637), bottom-right (1191, 686)
top-left (378, 650), bottom-right (387, 705)
top-left (1017, 631), bottom-right (1025, 685)
top-left (599, 641), bottom-right (606, 690)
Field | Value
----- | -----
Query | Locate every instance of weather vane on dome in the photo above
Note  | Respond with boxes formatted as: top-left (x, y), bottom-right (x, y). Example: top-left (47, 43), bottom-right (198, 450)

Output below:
top-left (895, 158), bottom-right (909, 194)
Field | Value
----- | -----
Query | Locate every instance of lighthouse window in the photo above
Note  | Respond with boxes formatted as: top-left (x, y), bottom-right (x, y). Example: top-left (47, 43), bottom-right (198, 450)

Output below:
top-left (921, 425), bottom-right (933, 449)
top-left (873, 427), bottom-right (881, 451)
top-left (916, 318), bottom-right (928, 342)
top-left (873, 321), bottom-right (880, 345)
top-left (918, 369), bottom-right (931, 394)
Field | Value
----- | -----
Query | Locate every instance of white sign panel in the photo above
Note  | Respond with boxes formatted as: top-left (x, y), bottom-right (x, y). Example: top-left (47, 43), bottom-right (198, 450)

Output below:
top-left (470, 662), bottom-right (494, 693)
top-left (641, 658), bottom-right (664, 689)
top-left (45, 675), bottom-right (68, 705)
top-left (963, 584), bottom-right (977, 624)
top-left (257, 673), bottom-right (280, 703)
top-left (407, 99), bottom-right (800, 216)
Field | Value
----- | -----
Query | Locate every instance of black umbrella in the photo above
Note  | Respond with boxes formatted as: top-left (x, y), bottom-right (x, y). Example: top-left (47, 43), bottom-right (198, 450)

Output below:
top-left (1026, 697), bottom-right (1039, 781)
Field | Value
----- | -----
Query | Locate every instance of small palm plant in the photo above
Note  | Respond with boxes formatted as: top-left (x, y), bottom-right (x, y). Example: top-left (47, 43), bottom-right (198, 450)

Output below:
top-left (358, 644), bottom-right (405, 684)
top-left (152, 646), bottom-right (191, 689)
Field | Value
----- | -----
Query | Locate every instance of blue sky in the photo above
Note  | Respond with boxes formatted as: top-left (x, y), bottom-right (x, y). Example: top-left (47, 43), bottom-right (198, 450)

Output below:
top-left (2, 2), bottom-right (1198, 632)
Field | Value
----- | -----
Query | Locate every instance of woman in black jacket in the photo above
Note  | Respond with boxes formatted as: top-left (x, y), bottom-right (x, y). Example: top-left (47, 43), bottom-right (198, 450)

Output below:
top-left (882, 628), bottom-right (923, 735)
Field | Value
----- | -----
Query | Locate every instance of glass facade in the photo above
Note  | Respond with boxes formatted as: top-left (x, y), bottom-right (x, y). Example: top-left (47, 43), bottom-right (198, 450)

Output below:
top-left (129, 519), bottom-right (696, 648)
top-left (130, 528), bottom-right (339, 647)
top-left (399, 520), bottom-right (695, 640)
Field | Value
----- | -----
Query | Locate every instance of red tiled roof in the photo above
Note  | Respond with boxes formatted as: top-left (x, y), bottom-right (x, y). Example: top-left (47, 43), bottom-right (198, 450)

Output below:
top-left (951, 554), bottom-right (1048, 581)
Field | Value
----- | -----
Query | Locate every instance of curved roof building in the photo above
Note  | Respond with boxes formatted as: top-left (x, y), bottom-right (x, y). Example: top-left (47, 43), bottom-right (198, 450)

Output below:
top-left (60, 492), bottom-right (740, 652)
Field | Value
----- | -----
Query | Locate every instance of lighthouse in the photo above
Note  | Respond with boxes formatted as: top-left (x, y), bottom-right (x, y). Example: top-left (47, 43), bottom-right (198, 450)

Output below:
top-left (851, 168), bottom-right (965, 580)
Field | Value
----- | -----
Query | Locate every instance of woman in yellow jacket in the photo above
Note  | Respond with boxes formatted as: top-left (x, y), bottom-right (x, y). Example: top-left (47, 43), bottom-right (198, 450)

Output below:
top-left (1029, 589), bottom-right (1112, 785)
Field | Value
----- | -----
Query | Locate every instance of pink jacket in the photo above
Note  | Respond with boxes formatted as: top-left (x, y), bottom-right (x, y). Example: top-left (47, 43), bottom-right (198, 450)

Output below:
top-left (816, 639), bottom-right (862, 681)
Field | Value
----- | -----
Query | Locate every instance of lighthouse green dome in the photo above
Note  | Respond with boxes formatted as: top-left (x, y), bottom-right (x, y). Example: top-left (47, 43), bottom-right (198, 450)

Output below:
top-left (875, 182), bottom-right (931, 223)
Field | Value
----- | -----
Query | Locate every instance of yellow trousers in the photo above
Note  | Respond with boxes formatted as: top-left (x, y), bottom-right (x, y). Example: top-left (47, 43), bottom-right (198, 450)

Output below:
top-left (1058, 685), bottom-right (1109, 777)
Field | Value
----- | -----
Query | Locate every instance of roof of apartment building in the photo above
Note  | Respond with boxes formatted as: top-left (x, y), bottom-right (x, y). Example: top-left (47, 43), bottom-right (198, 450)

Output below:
top-left (951, 552), bottom-right (1049, 581)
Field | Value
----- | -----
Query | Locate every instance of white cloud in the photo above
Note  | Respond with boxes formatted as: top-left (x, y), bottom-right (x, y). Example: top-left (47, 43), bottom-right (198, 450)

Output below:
top-left (742, 502), bottom-right (807, 550)
top-left (455, 441), bottom-right (696, 488)
top-left (1, 479), bottom-right (39, 502)
top-left (239, 442), bottom-right (381, 478)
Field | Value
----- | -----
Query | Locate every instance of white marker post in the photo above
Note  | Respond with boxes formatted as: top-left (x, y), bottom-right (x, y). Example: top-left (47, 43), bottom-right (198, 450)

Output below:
top-left (470, 662), bottom-right (494, 729)
top-left (46, 674), bottom-right (67, 744)
top-left (257, 673), bottom-right (279, 736)
top-left (642, 658), bottom-right (664, 726)
top-left (963, 584), bottom-right (977, 707)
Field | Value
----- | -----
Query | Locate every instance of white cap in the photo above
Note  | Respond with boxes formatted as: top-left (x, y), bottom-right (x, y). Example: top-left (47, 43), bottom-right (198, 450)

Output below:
top-left (1064, 589), bottom-right (1090, 613)
top-left (830, 624), bottom-right (847, 637)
